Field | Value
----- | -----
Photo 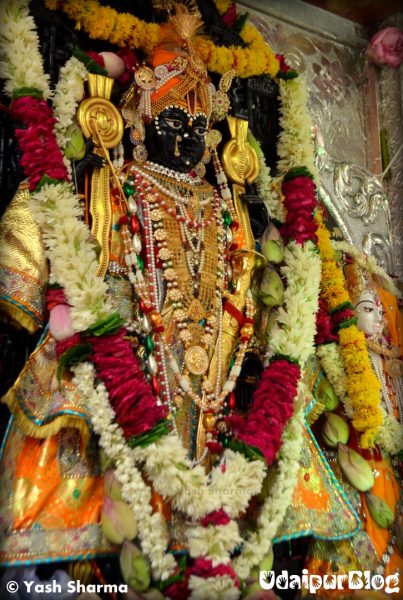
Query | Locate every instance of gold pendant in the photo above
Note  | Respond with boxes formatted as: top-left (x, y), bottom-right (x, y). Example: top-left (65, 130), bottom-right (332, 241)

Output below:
top-left (187, 298), bottom-right (206, 322)
top-left (184, 345), bottom-right (209, 376)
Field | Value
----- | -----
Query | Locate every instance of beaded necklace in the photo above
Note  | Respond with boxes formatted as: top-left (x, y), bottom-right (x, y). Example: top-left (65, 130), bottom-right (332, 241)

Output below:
top-left (120, 163), bottom-right (255, 456)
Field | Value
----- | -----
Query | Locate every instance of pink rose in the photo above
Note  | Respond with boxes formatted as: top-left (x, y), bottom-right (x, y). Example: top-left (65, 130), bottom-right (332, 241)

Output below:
top-left (49, 304), bottom-right (75, 341)
top-left (367, 27), bottom-right (403, 68)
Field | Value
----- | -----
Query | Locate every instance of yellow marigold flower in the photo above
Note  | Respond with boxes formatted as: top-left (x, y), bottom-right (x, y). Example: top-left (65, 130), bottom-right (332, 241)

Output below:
top-left (360, 428), bottom-right (379, 449)
top-left (337, 326), bottom-right (382, 446)
top-left (214, 0), bottom-right (233, 14)
top-left (110, 13), bottom-right (133, 46)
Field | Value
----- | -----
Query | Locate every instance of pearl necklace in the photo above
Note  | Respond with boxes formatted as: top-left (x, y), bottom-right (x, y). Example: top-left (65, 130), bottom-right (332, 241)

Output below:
top-left (132, 169), bottom-right (219, 230)
top-left (140, 160), bottom-right (202, 185)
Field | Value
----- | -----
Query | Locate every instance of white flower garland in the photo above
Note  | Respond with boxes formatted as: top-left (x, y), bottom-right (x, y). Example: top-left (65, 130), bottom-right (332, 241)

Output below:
top-left (72, 361), bottom-right (176, 580)
top-left (269, 241), bottom-right (321, 365)
top-left (31, 181), bottom-right (112, 331)
top-left (248, 132), bottom-right (284, 223)
top-left (233, 399), bottom-right (304, 579)
top-left (277, 78), bottom-right (319, 181)
top-left (189, 575), bottom-right (240, 600)
top-left (0, 0), bottom-right (51, 99)
top-left (133, 437), bottom-right (266, 520)
top-left (53, 56), bottom-right (88, 149)
top-left (317, 342), bottom-right (352, 416)
top-left (187, 521), bottom-right (241, 567)
top-left (317, 342), bottom-right (403, 455)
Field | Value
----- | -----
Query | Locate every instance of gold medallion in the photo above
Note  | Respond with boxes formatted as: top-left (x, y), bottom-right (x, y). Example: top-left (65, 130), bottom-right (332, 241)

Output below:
top-left (184, 345), bottom-right (209, 376)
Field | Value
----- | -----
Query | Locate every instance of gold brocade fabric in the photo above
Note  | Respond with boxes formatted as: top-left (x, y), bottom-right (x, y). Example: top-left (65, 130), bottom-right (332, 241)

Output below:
top-left (0, 186), bottom-right (48, 332)
top-left (0, 421), bottom-right (113, 565)
top-left (0, 334), bottom-right (114, 565)
top-left (2, 335), bottom-right (92, 443)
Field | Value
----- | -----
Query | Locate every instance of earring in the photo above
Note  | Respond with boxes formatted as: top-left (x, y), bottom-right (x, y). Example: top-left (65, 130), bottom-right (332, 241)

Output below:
top-left (202, 147), bottom-right (211, 164)
top-left (133, 143), bottom-right (148, 163)
top-left (174, 135), bottom-right (182, 158)
top-left (193, 162), bottom-right (206, 178)
top-left (130, 121), bottom-right (147, 164)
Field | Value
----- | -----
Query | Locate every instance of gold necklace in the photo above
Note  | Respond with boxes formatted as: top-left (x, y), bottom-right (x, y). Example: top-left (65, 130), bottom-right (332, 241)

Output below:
top-left (367, 335), bottom-right (400, 358)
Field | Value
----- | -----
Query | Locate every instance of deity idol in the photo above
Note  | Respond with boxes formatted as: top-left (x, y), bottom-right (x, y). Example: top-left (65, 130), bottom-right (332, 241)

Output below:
top-left (0, 6), bottom-right (285, 597)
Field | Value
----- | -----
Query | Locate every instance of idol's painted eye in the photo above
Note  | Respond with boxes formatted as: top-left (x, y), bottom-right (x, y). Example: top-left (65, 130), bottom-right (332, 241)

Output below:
top-left (363, 307), bottom-right (374, 313)
top-left (193, 125), bottom-right (207, 137)
top-left (163, 118), bottom-right (183, 130)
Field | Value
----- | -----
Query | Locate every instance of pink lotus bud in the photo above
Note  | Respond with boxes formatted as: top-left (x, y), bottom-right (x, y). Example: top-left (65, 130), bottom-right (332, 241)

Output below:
top-left (49, 304), bottom-right (75, 341)
top-left (104, 469), bottom-right (123, 501)
top-left (99, 52), bottom-right (126, 78)
top-left (101, 496), bottom-right (137, 544)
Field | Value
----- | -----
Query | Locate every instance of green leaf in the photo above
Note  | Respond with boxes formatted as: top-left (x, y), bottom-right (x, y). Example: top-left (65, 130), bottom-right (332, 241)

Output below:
top-left (337, 317), bottom-right (358, 330)
top-left (283, 166), bottom-right (314, 182)
top-left (12, 87), bottom-right (44, 100)
top-left (270, 353), bottom-right (300, 366)
top-left (35, 175), bottom-right (63, 191)
top-left (83, 313), bottom-right (125, 337)
top-left (156, 554), bottom-right (187, 591)
top-left (73, 47), bottom-right (108, 76)
top-left (330, 301), bottom-right (355, 314)
top-left (227, 439), bottom-right (265, 462)
top-left (277, 70), bottom-right (299, 80)
top-left (57, 343), bottom-right (92, 385)
top-left (233, 12), bottom-right (250, 33)
top-left (127, 420), bottom-right (171, 448)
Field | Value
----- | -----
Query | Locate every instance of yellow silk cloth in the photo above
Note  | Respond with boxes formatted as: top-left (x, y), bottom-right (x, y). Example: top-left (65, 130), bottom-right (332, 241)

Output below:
top-left (0, 186), bottom-right (47, 333)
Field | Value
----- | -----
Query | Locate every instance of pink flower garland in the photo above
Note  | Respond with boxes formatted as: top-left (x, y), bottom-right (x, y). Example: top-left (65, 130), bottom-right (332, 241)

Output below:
top-left (89, 330), bottom-right (167, 437)
top-left (11, 96), bottom-right (69, 190)
top-left (228, 359), bottom-right (300, 465)
top-left (315, 298), bottom-right (338, 345)
top-left (200, 508), bottom-right (231, 527)
top-left (280, 175), bottom-right (318, 245)
top-left (164, 558), bottom-right (240, 600)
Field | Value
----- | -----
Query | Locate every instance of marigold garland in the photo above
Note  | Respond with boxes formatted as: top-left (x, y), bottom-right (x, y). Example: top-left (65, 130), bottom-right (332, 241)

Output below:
top-left (315, 211), bottom-right (383, 448)
top-left (315, 211), bottom-right (351, 311)
top-left (43, 0), bottom-right (279, 78)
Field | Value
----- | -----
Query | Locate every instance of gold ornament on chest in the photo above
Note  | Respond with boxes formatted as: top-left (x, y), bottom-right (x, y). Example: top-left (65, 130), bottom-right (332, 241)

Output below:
top-left (184, 345), bottom-right (209, 376)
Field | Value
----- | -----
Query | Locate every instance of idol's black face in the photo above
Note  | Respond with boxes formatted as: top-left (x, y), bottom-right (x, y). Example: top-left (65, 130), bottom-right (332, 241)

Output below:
top-left (145, 106), bottom-right (208, 172)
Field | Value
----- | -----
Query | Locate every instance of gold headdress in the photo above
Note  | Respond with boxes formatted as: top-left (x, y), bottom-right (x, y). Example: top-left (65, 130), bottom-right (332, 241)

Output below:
top-left (121, 2), bottom-right (233, 124)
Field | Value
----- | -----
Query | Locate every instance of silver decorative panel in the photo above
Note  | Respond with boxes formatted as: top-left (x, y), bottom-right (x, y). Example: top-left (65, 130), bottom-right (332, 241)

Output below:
top-left (239, 0), bottom-right (402, 277)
